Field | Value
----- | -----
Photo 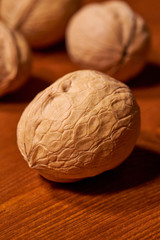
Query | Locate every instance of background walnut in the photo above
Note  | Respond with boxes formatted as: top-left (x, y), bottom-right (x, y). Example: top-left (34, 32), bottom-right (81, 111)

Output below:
top-left (1, 0), bottom-right (82, 48)
top-left (66, 0), bottom-right (150, 81)
top-left (17, 70), bottom-right (140, 182)
top-left (0, 22), bottom-right (31, 97)
top-left (0, 0), bottom-right (82, 96)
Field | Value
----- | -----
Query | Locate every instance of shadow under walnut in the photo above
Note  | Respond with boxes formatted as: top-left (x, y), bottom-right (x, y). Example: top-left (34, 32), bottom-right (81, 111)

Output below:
top-left (48, 147), bottom-right (160, 194)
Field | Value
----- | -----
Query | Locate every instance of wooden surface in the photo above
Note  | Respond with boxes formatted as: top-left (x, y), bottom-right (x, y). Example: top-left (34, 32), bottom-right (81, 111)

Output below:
top-left (0, 0), bottom-right (160, 239)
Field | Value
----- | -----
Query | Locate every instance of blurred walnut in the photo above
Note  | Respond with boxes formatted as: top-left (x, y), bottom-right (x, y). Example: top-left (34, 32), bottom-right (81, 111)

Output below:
top-left (0, 22), bottom-right (31, 97)
top-left (66, 0), bottom-right (150, 81)
top-left (0, 0), bottom-right (81, 96)
top-left (1, 0), bottom-right (82, 48)
top-left (17, 70), bottom-right (140, 182)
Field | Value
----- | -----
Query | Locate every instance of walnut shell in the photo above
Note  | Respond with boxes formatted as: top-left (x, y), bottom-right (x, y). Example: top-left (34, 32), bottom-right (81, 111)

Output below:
top-left (17, 70), bottom-right (140, 182)
top-left (1, 0), bottom-right (82, 48)
top-left (0, 22), bottom-right (31, 97)
top-left (66, 0), bottom-right (150, 81)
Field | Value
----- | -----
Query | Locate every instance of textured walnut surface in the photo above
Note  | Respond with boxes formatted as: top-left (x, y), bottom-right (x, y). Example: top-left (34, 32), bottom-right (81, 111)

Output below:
top-left (17, 70), bottom-right (140, 182)
top-left (66, 0), bottom-right (150, 81)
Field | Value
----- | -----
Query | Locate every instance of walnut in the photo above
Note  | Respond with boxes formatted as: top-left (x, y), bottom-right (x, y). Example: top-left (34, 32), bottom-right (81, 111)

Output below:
top-left (66, 0), bottom-right (150, 81)
top-left (1, 0), bottom-right (82, 48)
top-left (0, 0), bottom-right (82, 96)
top-left (17, 70), bottom-right (140, 182)
top-left (0, 22), bottom-right (31, 97)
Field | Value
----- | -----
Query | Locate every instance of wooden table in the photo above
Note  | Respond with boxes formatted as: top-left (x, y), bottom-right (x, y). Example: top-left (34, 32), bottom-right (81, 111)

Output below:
top-left (0, 0), bottom-right (160, 239)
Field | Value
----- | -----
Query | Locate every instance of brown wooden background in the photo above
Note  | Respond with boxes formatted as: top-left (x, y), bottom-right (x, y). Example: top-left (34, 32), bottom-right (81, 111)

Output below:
top-left (0, 0), bottom-right (160, 239)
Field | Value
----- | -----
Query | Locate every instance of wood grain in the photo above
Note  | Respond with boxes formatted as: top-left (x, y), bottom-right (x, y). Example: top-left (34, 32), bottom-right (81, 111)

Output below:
top-left (0, 0), bottom-right (160, 239)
